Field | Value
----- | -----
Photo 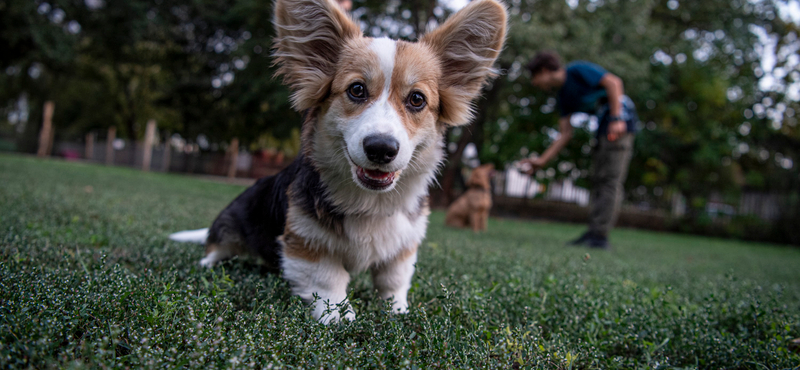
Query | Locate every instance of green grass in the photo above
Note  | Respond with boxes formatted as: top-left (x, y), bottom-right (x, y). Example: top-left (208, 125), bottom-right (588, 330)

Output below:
top-left (1, 153), bottom-right (799, 369)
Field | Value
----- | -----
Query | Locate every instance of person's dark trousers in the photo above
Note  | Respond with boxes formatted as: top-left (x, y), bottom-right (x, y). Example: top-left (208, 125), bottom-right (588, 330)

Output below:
top-left (588, 134), bottom-right (634, 238)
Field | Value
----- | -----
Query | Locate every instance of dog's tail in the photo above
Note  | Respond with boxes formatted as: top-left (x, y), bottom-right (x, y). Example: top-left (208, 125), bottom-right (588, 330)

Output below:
top-left (168, 228), bottom-right (209, 244)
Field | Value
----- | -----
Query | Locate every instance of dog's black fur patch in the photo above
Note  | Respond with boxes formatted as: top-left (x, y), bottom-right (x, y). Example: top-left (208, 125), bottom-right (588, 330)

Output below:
top-left (206, 153), bottom-right (343, 270)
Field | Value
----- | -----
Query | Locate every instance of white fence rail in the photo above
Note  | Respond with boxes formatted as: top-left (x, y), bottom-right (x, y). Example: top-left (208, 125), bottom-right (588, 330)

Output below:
top-left (493, 169), bottom-right (590, 207)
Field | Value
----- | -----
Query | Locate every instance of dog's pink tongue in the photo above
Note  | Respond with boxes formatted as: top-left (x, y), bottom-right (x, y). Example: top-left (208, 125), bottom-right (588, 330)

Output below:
top-left (365, 169), bottom-right (392, 180)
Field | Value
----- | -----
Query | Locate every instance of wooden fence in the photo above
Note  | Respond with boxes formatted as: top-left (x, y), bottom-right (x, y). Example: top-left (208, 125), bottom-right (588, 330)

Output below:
top-left (37, 131), bottom-right (792, 226)
top-left (488, 167), bottom-right (790, 225)
top-left (52, 136), bottom-right (288, 179)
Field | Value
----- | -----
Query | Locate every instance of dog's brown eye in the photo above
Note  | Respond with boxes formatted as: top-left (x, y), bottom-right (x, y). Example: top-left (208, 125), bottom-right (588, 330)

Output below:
top-left (347, 82), bottom-right (367, 102)
top-left (407, 91), bottom-right (426, 111)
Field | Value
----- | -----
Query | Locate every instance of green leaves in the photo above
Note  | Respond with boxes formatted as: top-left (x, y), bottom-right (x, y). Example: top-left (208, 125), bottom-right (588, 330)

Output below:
top-left (2, 156), bottom-right (799, 368)
top-left (471, 0), bottom-right (799, 223)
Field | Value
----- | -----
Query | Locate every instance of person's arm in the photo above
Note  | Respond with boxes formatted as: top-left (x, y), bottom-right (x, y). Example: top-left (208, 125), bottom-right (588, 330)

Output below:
top-left (524, 115), bottom-right (573, 174)
top-left (598, 73), bottom-right (626, 141)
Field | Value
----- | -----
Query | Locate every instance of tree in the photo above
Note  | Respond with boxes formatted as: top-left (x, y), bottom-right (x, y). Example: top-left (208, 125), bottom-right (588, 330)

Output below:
top-left (0, 0), bottom-right (81, 152)
top-left (2, 0), bottom-right (796, 233)
top-left (446, 0), bottom-right (798, 222)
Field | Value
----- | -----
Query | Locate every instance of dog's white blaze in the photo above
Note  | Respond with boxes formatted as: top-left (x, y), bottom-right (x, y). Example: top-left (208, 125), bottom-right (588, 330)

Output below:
top-left (342, 38), bottom-right (413, 178)
top-left (371, 37), bottom-right (396, 91)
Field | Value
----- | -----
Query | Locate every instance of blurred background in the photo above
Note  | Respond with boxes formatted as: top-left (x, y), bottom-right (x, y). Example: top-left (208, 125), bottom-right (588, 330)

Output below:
top-left (1, 0), bottom-right (798, 245)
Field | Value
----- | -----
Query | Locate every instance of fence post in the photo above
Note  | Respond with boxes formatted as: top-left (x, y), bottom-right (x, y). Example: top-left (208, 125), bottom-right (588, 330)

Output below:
top-left (161, 132), bottom-right (171, 172)
top-left (142, 119), bottom-right (156, 171)
top-left (37, 101), bottom-right (55, 157)
top-left (227, 138), bottom-right (239, 178)
top-left (105, 127), bottom-right (116, 165)
top-left (85, 132), bottom-right (95, 160)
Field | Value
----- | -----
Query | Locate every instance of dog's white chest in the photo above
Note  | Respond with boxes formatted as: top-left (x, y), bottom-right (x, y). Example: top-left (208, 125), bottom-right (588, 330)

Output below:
top-left (285, 203), bottom-right (428, 272)
top-left (340, 211), bottom-right (427, 271)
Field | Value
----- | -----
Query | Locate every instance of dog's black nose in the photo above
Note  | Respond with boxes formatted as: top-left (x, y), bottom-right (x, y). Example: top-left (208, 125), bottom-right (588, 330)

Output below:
top-left (363, 135), bottom-right (399, 164)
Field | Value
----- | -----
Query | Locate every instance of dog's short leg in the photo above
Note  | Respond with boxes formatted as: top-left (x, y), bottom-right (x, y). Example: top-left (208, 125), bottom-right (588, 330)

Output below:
top-left (199, 250), bottom-right (226, 268)
top-left (470, 212), bottom-right (482, 232)
top-left (282, 254), bottom-right (354, 324)
top-left (280, 229), bottom-right (355, 323)
top-left (371, 244), bottom-right (418, 314)
top-left (199, 243), bottom-right (236, 267)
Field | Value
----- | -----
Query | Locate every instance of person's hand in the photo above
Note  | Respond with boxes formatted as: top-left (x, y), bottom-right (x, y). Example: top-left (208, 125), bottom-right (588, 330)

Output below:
top-left (607, 120), bottom-right (626, 142)
top-left (521, 157), bottom-right (546, 175)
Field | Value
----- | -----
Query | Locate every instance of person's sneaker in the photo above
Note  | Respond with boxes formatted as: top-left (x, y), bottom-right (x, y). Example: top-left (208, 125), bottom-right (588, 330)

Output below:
top-left (586, 234), bottom-right (611, 250)
top-left (567, 231), bottom-right (593, 246)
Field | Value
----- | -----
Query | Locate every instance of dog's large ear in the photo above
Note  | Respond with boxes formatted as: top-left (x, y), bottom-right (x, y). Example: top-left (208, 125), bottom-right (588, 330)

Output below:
top-left (272, 0), bottom-right (361, 111)
top-left (421, 0), bottom-right (507, 126)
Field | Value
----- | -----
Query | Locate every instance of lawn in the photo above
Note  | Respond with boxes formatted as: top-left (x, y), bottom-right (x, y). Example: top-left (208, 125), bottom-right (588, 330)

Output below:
top-left (1, 153), bottom-right (799, 369)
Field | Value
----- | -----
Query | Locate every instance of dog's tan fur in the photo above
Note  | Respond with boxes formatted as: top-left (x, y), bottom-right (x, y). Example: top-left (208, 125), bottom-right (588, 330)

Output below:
top-left (445, 164), bottom-right (495, 232)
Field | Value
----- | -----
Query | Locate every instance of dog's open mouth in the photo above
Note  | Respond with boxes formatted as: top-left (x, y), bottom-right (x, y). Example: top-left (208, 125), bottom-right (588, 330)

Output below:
top-left (356, 167), bottom-right (397, 190)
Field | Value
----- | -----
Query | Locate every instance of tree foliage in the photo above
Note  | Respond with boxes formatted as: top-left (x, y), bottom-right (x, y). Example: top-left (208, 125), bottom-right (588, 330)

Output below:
top-left (470, 0), bottom-right (799, 215)
top-left (0, 0), bottom-right (798, 216)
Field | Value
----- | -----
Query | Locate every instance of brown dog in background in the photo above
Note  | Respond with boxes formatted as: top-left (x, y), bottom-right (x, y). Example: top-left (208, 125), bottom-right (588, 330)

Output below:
top-left (445, 164), bottom-right (495, 232)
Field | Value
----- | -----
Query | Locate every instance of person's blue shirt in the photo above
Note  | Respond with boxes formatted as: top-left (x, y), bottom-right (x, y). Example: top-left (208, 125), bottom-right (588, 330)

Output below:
top-left (557, 61), bottom-right (608, 117)
top-left (557, 61), bottom-right (638, 137)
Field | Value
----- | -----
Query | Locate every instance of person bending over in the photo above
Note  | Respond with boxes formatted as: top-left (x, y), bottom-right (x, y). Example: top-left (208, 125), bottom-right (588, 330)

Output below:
top-left (522, 51), bottom-right (638, 249)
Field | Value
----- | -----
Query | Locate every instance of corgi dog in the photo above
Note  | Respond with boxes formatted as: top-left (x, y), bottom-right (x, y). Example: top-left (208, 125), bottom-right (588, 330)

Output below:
top-left (445, 163), bottom-right (495, 232)
top-left (169, 0), bottom-right (507, 323)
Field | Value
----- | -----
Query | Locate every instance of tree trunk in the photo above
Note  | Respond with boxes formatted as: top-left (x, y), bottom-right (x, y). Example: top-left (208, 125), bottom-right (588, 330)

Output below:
top-left (142, 119), bottom-right (157, 171)
top-left (440, 78), bottom-right (506, 204)
top-left (440, 128), bottom-right (473, 204)
top-left (37, 101), bottom-right (55, 157)
top-left (410, 0), bottom-right (436, 38)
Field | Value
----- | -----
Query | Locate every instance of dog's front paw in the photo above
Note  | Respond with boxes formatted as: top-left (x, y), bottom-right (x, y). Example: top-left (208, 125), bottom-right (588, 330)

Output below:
top-left (390, 299), bottom-right (409, 314)
top-left (198, 256), bottom-right (216, 268)
top-left (313, 300), bottom-right (356, 324)
top-left (198, 250), bottom-right (227, 268)
top-left (318, 309), bottom-right (356, 325)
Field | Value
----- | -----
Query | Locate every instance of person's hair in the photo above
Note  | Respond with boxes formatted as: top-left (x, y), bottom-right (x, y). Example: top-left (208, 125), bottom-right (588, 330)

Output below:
top-left (526, 51), bottom-right (562, 77)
